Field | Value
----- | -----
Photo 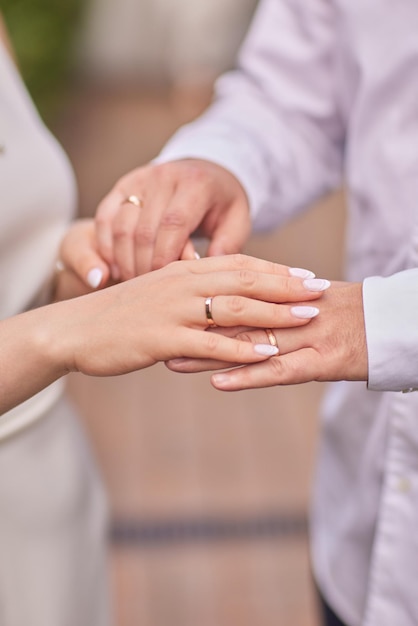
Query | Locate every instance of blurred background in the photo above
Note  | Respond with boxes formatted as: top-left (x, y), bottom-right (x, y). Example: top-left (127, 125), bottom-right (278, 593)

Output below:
top-left (2, 1), bottom-right (345, 624)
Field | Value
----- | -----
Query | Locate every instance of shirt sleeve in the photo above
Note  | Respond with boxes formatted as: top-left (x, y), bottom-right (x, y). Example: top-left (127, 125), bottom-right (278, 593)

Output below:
top-left (155, 0), bottom-right (344, 231)
top-left (363, 269), bottom-right (418, 392)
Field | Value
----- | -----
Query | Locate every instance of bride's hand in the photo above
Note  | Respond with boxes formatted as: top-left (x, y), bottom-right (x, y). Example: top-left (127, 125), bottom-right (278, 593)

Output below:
top-left (2, 254), bottom-right (329, 413)
top-left (54, 219), bottom-right (111, 301)
top-left (48, 255), bottom-right (329, 377)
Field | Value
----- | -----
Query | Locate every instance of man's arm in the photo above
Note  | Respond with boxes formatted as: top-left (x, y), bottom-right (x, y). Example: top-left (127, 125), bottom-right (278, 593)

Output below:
top-left (95, 0), bottom-right (345, 277)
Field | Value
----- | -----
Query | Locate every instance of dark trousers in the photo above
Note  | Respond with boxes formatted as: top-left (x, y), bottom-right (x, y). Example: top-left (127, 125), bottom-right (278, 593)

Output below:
top-left (319, 592), bottom-right (349, 626)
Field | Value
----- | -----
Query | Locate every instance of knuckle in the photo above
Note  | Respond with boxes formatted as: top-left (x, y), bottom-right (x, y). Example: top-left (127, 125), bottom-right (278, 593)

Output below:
top-left (160, 210), bottom-right (188, 230)
top-left (283, 276), bottom-right (293, 292)
top-left (276, 276), bottom-right (293, 298)
top-left (204, 332), bottom-right (221, 354)
top-left (236, 330), bottom-right (255, 344)
top-left (233, 339), bottom-right (251, 360)
top-left (113, 223), bottom-right (133, 240)
top-left (95, 212), bottom-right (109, 229)
top-left (134, 225), bottom-right (156, 246)
top-left (153, 162), bottom-right (171, 181)
top-left (238, 269), bottom-right (257, 288)
top-left (228, 295), bottom-right (246, 316)
top-left (270, 356), bottom-right (286, 377)
top-left (231, 253), bottom-right (249, 269)
top-left (183, 162), bottom-right (208, 184)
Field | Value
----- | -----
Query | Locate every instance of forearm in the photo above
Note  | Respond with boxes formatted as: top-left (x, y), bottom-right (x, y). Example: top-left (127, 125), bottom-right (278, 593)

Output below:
top-left (157, 0), bottom-right (344, 230)
top-left (0, 255), bottom-right (328, 413)
top-left (0, 303), bottom-right (68, 414)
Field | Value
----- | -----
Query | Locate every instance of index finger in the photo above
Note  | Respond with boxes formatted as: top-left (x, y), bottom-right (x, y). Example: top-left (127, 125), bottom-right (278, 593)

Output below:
top-left (151, 184), bottom-right (215, 270)
top-left (95, 187), bottom-right (126, 266)
top-left (180, 253), bottom-right (315, 280)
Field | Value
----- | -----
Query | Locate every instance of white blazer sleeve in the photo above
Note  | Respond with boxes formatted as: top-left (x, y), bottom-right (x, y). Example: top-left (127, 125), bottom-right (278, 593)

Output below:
top-left (364, 269), bottom-right (418, 392)
top-left (156, 0), bottom-right (344, 231)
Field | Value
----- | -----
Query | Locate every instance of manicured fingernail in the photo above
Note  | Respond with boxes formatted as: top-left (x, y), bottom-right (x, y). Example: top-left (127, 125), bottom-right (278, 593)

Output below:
top-left (87, 268), bottom-right (103, 289)
top-left (169, 358), bottom-right (188, 366)
top-left (194, 251), bottom-right (201, 259)
top-left (254, 344), bottom-right (279, 356)
top-left (212, 374), bottom-right (230, 387)
top-left (291, 306), bottom-right (320, 319)
top-left (303, 278), bottom-right (331, 292)
top-left (289, 267), bottom-right (316, 279)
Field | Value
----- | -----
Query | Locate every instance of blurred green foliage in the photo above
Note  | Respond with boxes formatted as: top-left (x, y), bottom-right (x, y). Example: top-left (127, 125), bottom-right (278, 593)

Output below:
top-left (2, 0), bottom-right (84, 116)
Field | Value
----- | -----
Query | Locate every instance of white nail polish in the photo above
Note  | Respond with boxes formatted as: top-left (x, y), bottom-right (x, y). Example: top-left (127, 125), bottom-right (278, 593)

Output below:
top-left (87, 268), bottom-right (103, 289)
top-left (291, 306), bottom-right (320, 319)
top-left (289, 267), bottom-right (316, 279)
top-left (303, 278), bottom-right (331, 292)
top-left (254, 344), bottom-right (279, 356)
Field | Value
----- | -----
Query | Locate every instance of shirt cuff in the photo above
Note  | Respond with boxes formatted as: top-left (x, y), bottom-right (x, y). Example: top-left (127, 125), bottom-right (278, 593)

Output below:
top-left (363, 269), bottom-right (418, 392)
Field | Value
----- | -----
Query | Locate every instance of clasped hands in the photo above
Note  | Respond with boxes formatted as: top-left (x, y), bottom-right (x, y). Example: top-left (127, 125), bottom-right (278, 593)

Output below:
top-left (167, 280), bottom-right (368, 390)
top-left (56, 159), bottom-right (368, 387)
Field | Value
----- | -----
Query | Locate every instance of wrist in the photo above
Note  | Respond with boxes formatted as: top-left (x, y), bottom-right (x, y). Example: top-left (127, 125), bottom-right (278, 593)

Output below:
top-left (29, 301), bottom-right (74, 379)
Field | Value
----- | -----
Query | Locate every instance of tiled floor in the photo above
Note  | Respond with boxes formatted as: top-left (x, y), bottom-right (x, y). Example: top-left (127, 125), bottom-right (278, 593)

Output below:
top-left (54, 83), bottom-right (346, 626)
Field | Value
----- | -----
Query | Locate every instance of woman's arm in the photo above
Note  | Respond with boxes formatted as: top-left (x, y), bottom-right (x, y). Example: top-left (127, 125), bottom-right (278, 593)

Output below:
top-left (0, 254), bottom-right (328, 414)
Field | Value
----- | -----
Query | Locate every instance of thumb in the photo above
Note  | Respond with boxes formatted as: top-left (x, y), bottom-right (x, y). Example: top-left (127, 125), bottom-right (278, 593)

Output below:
top-left (78, 253), bottom-right (110, 290)
top-left (60, 220), bottom-right (111, 289)
top-left (206, 203), bottom-right (251, 257)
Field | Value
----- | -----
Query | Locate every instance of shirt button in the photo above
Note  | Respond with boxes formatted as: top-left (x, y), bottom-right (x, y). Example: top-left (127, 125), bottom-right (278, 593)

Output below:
top-left (0, 144), bottom-right (5, 154)
top-left (397, 477), bottom-right (411, 493)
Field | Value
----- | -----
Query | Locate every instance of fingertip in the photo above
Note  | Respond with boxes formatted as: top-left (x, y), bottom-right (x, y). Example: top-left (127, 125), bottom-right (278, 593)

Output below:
top-left (253, 344), bottom-right (279, 357)
top-left (289, 267), bottom-right (316, 279)
top-left (290, 306), bottom-right (320, 320)
top-left (181, 240), bottom-right (200, 261)
top-left (86, 268), bottom-right (103, 289)
top-left (165, 358), bottom-right (189, 371)
top-left (303, 278), bottom-right (331, 292)
top-left (211, 373), bottom-right (231, 389)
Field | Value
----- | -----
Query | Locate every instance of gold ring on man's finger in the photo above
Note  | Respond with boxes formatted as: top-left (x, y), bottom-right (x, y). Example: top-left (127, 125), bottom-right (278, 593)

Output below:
top-left (125, 194), bottom-right (143, 208)
top-left (265, 328), bottom-right (278, 348)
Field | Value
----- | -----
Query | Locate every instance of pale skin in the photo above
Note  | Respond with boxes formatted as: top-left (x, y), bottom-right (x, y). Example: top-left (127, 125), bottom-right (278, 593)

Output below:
top-left (94, 158), bottom-right (369, 387)
top-left (0, 253), bottom-right (328, 415)
top-left (166, 282), bottom-right (369, 390)
top-left (0, 26), bottom-right (328, 416)
top-left (95, 159), bottom-right (251, 279)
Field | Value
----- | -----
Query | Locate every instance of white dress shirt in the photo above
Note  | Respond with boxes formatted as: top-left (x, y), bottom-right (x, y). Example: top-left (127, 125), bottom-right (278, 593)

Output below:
top-left (156, 1), bottom-right (418, 624)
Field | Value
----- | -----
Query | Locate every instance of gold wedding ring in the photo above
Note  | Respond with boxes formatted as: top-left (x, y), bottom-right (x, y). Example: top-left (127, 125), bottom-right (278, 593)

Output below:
top-left (126, 194), bottom-right (143, 208)
top-left (265, 328), bottom-right (278, 348)
top-left (205, 297), bottom-right (217, 327)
